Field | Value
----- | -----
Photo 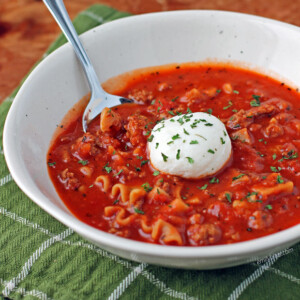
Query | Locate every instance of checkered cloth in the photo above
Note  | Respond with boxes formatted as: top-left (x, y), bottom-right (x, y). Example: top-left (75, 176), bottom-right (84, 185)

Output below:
top-left (0, 4), bottom-right (299, 300)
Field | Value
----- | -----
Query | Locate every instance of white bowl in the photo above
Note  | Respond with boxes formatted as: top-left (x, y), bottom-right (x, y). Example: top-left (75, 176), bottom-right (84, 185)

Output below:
top-left (3, 10), bottom-right (300, 269)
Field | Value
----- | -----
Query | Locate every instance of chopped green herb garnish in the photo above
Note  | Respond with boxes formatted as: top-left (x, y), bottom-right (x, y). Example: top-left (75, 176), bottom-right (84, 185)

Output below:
top-left (210, 177), bottom-right (219, 184)
top-left (155, 143), bottom-right (159, 149)
top-left (220, 137), bottom-right (225, 145)
top-left (134, 207), bottom-right (145, 215)
top-left (233, 90), bottom-right (239, 94)
top-left (168, 110), bottom-right (175, 116)
top-left (135, 167), bottom-right (141, 172)
top-left (187, 107), bottom-right (193, 114)
top-left (207, 149), bottom-right (215, 154)
top-left (197, 184), bottom-right (208, 190)
top-left (186, 157), bottom-right (194, 164)
top-left (216, 89), bottom-right (221, 94)
top-left (265, 204), bottom-right (273, 210)
top-left (190, 140), bottom-right (199, 144)
top-left (78, 160), bottom-right (89, 165)
top-left (104, 166), bottom-right (112, 174)
top-left (153, 170), bottom-right (160, 176)
top-left (270, 166), bottom-right (281, 172)
top-left (272, 154), bottom-right (277, 160)
top-left (205, 123), bottom-right (213, 126)
top-left (279, 150), bottom-right (298, 161)
top-left (113, 199), bottom-right (119, 205)
top-left (171, 96), bottom-right (179, 102)
top-left (147, 135), bottom-right (154, 142)
top-left (225, 193), bottom-right (232, 203)
top-left (250, 95), bottom-right (261, 107)
top-left (47, 162), bottom-right (56, 167)
top-left (176, 149), bottom-right (180, 160)
top-left (232, 109), bottom-right (238, 113)
top-left (223, 101), bottom-right (233, 110)
top-left (223, 130), bottom-right (227, 137)
top-left (183, 129), bottom-right (189, 135)
top-left (277, 175), bottom-right (284, 183)
top-left (167, 141), bottom-right (174, 145)
top-left (177, 118), bottom-right (184, 125)
top-left (172, 134), bottom-right (180, 140)
top-left (113, 169), bottom-right (123, 177)
top-left (207, 108), bottom-right (213, 114)
top-left (161, 153), bottom-right (168, 162)
top-left (141, 160), bottom-right (149, 166)
top-left (141, 182), bottom-right (153, 192)
top-left (233, 124), bottom-right (241, 129)
top-left (151, 99), bottom-right (156, 105)
top-left (232, 173), bottom-right (245, 181)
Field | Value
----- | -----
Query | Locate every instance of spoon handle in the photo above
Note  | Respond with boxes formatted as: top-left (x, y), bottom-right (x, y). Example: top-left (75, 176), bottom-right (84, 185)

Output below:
top-left (43, 0), bottom-right (102, 94)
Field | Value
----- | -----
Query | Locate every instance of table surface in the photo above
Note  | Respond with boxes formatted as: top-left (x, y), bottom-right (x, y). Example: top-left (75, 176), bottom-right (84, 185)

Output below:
top-left (1, 0), bottom-right (300, 104)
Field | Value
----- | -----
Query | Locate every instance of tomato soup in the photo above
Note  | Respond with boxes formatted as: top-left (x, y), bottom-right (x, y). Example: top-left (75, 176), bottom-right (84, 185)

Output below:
top-left (47, 64), bottom-right (300, 246)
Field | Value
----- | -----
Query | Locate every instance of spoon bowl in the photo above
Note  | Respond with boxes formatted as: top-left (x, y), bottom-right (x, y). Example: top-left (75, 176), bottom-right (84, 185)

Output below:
top-left (43, 0), bottom-right (133, 132)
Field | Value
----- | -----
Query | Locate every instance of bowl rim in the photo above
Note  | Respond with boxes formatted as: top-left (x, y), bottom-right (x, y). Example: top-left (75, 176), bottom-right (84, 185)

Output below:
top-left (3, 9), bottom-right (300, 261)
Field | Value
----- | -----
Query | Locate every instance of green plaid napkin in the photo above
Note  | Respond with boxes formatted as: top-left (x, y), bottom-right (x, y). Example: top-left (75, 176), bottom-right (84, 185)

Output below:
top-left (1, 4), bottom-right (299, 300)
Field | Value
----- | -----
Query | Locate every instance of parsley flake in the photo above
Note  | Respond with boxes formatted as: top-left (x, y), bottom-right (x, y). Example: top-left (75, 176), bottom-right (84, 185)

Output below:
top-left (210, 177), bottom-right (219, 184)
top-left (183, 129), bottom-right (189, 135)
top-left (104, 166), bottom-right (112, 174)
top-left (223, 101), bottom-right (233, 110)
top-left (153, 170), bottom-right (160, 176)
top-left (141, 182), bottom-right (153, 192)
top-left (190, 140), bottom-right (199, 144)
top-left (197, 184), bottom-right (208, 190)
top-left (113, 169), bottom-right (123, 177)
top-left (225, 193), bottom-right (232, 203)
top-left (232, 173), bottom-right (245, 181)
top-left (277, 175), bottom-right (284, 184)
top-left (250, 95), bottom-right (261, 107)
top-left (141, 160), bottom-right (149, 166)
top-left (147, 135), bottom-right (154, 142)
top-left (176, 149), bottom-right (181, 160)
top-left (270, 166), bottom-right (281, 172)
top-left (186, 157), bottom-right (194, 164)
top-left (172, 134), bottom-right (180, 140)
top-left (78, 160), bottom-right (89, 165)
top-left (134, 207), bottom-right (145, 215)
top-left (208, 149), bottom-right (215, 154)
top-left (161, 153), bottom-right (168, 162)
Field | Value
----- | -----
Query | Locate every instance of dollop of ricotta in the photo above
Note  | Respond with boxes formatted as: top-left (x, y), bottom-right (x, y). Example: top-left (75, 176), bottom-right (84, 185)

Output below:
top-left (148, 112), bottom-right (232, 179)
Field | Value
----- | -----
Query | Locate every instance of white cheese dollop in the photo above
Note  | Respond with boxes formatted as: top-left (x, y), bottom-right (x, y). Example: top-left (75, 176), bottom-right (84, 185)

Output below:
top-left (148, 112), bottom-right (232, 179)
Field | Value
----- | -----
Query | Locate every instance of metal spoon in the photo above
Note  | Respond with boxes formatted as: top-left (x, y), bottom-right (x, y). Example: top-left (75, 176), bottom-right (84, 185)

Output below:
top-left (43, 0), bottom-right (133, 132)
